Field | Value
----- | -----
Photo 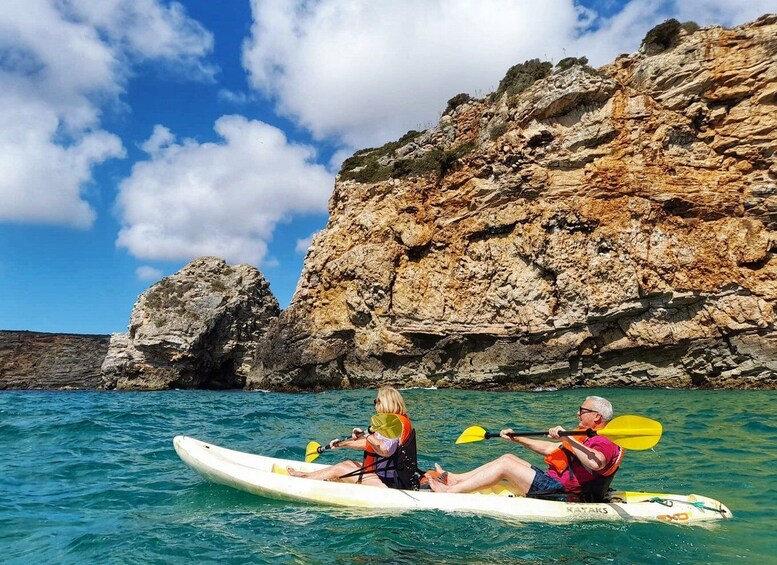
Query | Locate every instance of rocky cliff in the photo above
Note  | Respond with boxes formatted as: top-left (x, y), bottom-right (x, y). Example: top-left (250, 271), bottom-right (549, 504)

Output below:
top-left (253, 16), bottom-right (777, 391)
top-left (0, 331), bottom-right (109, 389)
top-left (101, 257), bottom-right (279, 390)
top-left (5, 17), bottom-right (776, 392)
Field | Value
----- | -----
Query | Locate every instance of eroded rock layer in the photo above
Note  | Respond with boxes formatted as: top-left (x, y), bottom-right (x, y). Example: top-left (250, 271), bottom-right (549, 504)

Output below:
top-left (0, 331), bottom-right (109, 389)
top-left (254, 16), bottom-right (777, 390)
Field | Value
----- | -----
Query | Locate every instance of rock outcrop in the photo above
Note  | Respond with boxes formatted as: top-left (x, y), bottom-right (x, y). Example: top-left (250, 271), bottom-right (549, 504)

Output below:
top-left (0, 331), bottom-right (109, 389)
top-left (253, 16), bottom-right (777, 390)
top-left (101, 257), bottom-right (279, 390)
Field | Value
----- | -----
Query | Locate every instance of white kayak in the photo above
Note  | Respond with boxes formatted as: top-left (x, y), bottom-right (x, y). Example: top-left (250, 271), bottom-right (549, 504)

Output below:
top-left (173, 435), bottom-right (732, 525)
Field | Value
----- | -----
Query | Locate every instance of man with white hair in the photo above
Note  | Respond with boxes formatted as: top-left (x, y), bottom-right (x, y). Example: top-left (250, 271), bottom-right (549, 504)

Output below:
top-left (429, 396), bottom-right (623, 501)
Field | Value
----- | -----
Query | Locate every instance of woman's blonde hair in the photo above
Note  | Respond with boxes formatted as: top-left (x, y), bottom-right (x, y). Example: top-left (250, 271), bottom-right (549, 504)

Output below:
top-left (375, 386), bottom-right (407, 415)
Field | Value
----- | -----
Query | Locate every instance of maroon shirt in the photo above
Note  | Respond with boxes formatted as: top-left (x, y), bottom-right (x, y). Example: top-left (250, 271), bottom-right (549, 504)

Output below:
top-left (545, 436), bottom-right (620, 493)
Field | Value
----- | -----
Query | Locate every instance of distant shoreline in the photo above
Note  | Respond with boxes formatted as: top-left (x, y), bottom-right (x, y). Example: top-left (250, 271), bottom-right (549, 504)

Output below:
top-left (0, 330), bottom-right (109, 390)
top-left (1, 329), bottom-right (111, 338)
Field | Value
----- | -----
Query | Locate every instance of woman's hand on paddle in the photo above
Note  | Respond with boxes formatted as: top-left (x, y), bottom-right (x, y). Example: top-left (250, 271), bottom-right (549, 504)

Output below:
top-left (351, 428), bottom-right (364, 440)
top-left (328, 438), bottom-right (341, 449)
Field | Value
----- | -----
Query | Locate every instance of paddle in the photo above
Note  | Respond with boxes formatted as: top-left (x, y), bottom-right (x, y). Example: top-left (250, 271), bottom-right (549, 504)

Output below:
top-left (456, 415), bottom-right (662, 450)
top-left (305, 413), bottom-right (403, 463)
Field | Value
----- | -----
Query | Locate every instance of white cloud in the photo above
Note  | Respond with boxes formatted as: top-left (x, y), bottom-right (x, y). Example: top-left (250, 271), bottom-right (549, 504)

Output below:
top-left (218, 89), bottom-right (256, 105)
top-left (242, 0), bottom-right (592, 148)
top-left (0, 94), bottom-right (124, 227)
top-left (66, 0), bottom-right (217, 81)
top-left (140, 125), bottom-right (175, 157)
top-left (295, 233), bottom-right (317, 254)
top-left (136, 265), bottom-right (163, 281)
top-left (116, 116), bottom-right (334, 266)
top-left (668, 0), bottom-right (777, 27)
top-left (243, 0), bottom-right (777, 149)
top-left (0, 0), bottom-right (213, 228)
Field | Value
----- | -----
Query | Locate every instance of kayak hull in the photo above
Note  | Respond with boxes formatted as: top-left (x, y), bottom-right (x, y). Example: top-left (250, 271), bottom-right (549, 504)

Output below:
top-left (173, 435), bottom-right (732, 525)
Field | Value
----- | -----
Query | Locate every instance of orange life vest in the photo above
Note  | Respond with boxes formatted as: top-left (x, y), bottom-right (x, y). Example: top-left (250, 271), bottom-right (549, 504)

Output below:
top-left (358, 413), bottom-right (420, 489)
top-left (362, 413), bottom-right (413, 471)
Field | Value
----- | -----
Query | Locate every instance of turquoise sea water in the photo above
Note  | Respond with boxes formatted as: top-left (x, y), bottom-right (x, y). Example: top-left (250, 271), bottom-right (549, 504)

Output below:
top-left (2, 387), bottom-right (776, 564)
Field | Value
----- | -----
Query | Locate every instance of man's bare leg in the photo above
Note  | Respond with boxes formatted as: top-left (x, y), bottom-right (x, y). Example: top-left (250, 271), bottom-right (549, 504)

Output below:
top-left (430, 454), bottom-right (536, 494)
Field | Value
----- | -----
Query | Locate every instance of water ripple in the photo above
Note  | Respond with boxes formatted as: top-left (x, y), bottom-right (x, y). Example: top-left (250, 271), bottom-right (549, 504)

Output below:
top-left (1, 388), bottom-right (776, 563)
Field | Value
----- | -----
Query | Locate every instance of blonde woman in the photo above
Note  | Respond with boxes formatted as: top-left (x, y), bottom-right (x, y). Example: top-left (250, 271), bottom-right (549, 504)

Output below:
top-left (288, 387), bottom-right (420, 489)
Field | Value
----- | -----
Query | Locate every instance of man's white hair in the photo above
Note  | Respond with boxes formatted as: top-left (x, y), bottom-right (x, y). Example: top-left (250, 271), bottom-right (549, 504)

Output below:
top-left (585, 396), bottom-right (613, 422)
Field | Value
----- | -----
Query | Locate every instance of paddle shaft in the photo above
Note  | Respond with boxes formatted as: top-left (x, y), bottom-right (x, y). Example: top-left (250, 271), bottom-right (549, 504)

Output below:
top-left (458, 415), bottom-right (662, 450)
top-left (315, 430), bottom-right (368, 455)
top-left (486, 429), bottom-right (598, 440)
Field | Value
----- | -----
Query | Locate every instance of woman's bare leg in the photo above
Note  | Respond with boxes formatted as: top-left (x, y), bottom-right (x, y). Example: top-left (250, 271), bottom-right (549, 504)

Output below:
top-left (288, 460), bottom-right (388, 487)
top-left (287, 460), bottom-right (360, 480)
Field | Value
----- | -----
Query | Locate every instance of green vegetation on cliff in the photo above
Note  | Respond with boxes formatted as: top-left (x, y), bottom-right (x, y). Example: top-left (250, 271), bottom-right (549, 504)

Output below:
top-left (339, 132), bottom-right (475, 183)
top-left (641, 19), bottom-right (700, 53)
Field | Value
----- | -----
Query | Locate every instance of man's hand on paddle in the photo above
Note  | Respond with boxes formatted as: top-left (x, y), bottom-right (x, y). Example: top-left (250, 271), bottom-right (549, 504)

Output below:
top-left (548, 426), bottom-right (565, 439)
top-left (500, 428), bottom-right (517, 441)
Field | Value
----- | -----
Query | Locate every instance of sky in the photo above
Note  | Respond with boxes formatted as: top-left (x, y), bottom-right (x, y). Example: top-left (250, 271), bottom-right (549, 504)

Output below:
top-left (1, 1), bottom-right (776, 335)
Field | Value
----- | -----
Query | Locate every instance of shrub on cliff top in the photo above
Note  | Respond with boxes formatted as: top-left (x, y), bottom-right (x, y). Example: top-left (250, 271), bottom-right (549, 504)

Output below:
top-left (445, 93), bottom-right (472, 115)
top-left (641, 19), bottom-right (700, 54)
top-left (392, 142), bottom-right (476, 180)
top-left (555, 56), bottom-right (589, 72)
top-left (339, 130), bottom-right (423, 183)
top-left (680, 21), bottom-right (700, 34)
top-left (339, 122), bottom-right (478, 184)
top-left (554, 55), bottom-right (608, 78)
top-left (493, 59), bottom-right (553, 100)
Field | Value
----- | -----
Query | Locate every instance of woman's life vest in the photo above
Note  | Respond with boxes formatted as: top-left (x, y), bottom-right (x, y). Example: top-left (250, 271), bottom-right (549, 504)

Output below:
top-left (342, 413), bottom-right (422, 490)
top-left (543, 437), bottom-right (625, 501)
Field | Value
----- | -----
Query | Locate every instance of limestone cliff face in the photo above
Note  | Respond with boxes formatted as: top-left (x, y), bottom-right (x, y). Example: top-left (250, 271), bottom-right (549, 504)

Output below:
top-left (0, 331), bottom-right (109, 389)
top-left (255, 16), bottom-right (777, 390)
top-left (101, 257), bottom-right (279, 390)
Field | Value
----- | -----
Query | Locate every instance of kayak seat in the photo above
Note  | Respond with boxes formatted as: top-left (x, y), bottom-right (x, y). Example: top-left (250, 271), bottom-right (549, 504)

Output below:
top-left (580, 469), bottom-right (618, 502)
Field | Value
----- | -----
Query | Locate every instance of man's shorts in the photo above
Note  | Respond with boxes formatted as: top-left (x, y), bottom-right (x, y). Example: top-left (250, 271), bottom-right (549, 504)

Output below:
top-left (528, 465), bottom-right (564, 495)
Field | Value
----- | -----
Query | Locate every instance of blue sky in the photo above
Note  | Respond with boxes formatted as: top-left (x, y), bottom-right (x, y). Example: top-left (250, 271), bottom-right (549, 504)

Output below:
top-left (1, 0), bottom-right (775, 335)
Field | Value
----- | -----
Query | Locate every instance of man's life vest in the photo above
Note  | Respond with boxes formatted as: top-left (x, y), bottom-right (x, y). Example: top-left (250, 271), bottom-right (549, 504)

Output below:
top-left (542, 437), bottom-right (625, 501)
top-left (341, 413), bottom-right (422, 490)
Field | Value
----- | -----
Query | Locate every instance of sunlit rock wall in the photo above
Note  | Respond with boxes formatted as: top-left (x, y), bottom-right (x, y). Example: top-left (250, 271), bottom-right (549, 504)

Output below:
top-left (254, 16), bottom-right (777, 390)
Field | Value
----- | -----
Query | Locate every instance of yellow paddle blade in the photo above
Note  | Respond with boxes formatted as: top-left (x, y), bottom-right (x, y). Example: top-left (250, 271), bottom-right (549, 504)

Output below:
top-left (271, 463), bottom-right (289, 475)
top-left (305, 441), bottom-right (322, 463)
top-left (599, 415), bottom-right (663, 450)
top-left (371, 413), bottom-right (403, 439)
top-left (455, 425), bottom-right (488, 444)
